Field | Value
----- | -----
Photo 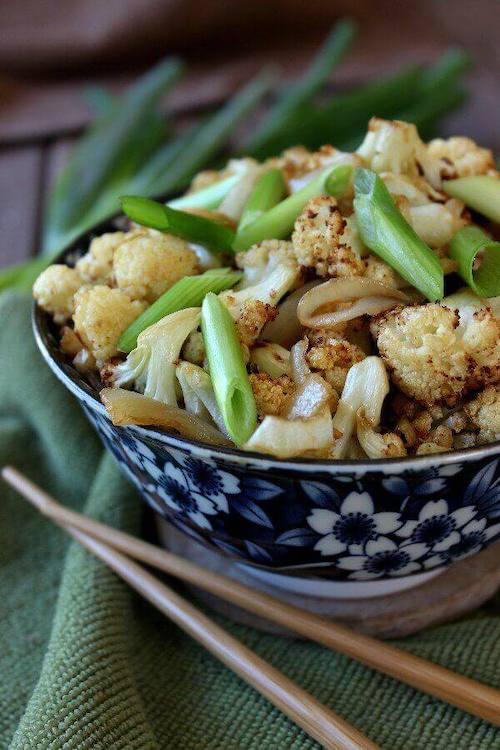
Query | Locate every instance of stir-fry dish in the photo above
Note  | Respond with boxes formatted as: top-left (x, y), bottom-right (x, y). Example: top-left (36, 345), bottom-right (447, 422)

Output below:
top-left (33, 118), bottom-right (500, 459)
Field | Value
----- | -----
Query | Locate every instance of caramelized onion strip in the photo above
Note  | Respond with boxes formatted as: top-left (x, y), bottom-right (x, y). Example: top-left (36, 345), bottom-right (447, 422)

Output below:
top-left (100, 388), bottom-right (232, 447)
top-left (297, 278), bottom-right (409, 329)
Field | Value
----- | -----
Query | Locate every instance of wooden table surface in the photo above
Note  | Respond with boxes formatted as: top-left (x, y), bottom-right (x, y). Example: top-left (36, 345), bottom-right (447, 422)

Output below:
top-left (1, 0), bottom-right (499, 270)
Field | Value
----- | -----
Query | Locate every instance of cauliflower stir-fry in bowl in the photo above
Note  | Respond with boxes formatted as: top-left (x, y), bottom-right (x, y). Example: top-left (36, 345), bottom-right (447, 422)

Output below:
top-left (33, 119), bottom-right (500, 461)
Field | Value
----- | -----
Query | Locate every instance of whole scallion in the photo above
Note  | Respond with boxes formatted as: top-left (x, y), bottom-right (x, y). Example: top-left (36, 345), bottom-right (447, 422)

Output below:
top-left (233, 163), bottom-right (352, 251)
top-left (443, 176), bottom-right (500, 224)
top-left (450, 226), bottom-right (500, 298)
top-left (238, 169), bottom-right (287, 231)
top-left (120, 196), bottom-right (235, 252)
top-left (353, 168), bottom-right (444, 301)
top-left (118, 269), bottom-right (241, 353)
top-left (201, 293), bottom-right (257, 445)
top-left (246, 19), bottom-right (357, 157)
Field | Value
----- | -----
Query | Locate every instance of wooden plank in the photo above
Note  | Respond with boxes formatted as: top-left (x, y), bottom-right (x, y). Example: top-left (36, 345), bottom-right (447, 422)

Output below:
top-left (0, 145), bottom-right (43, 266)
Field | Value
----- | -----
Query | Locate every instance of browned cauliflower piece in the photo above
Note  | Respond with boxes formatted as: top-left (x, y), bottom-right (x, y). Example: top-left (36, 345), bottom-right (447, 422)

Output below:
top-left (292, 195), bottom-right (365, 278)
top-left (73, 285), bottom-right (146, 364)
top-left (113, 231), bottom-right (199, 303)
top-left (76, 231), bottom-right (128, 283)
top-left (235, 301), bottom-right (278, 346)
top-left (33, 264), bottom-right (82, 323)
top-left (268, 145), bottom-right (360, 191)
top-left (305, 331), bottom-right (366, 392)
top-left (364, 254), bottom-right (404, 288)
top-left (427, 137), bottom-right (498, 179)
top-left (464, 387), bottom-right (500, 444)
top-left (249, 372), bottom-right (296, 419)
top-left (221, 240), bottom-right (300, 345)
top-left (371, 302), bottom-right (500, 408)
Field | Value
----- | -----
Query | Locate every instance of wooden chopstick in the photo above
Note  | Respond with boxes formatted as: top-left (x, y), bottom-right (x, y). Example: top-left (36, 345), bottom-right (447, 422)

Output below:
top-left (4, 466), bottom-right (500, 728)
top-left (5, 482), bottom-right (379, 750)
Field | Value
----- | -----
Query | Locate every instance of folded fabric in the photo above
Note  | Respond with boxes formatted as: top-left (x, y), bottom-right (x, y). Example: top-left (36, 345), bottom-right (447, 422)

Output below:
top-left (1, 291), bottom-right (500, 749)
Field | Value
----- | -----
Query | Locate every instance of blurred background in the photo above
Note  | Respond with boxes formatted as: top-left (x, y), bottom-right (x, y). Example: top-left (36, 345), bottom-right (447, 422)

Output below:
top-left (1, 0), bottom-right (499, 270)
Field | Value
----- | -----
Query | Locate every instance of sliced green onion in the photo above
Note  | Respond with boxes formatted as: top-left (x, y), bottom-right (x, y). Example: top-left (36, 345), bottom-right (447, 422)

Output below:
top-left (118, 269), bottom-right (241, 352)
top-left (238, 169), bottom-right (287, 231)
top-left (233, 164), bottom-right (352, 251)
top-left (168, 174), bottom-right (241, 210)
top-left (246, 19), bottom-right (357, 156)
top-left (120, 196), bottom-right (235, 252)
top-left (443, 176), bottom-right (500, 224)
top-left (201, 292), bottom-right (257, 445)
top-left (353, 168), bottom-right (444, 301)
top-left (450, 226), bottom-right (500, 297)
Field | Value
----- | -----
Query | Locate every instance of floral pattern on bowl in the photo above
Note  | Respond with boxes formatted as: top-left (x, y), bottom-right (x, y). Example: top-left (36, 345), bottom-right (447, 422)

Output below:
top-left (84, 404), bottom-right (500, 581)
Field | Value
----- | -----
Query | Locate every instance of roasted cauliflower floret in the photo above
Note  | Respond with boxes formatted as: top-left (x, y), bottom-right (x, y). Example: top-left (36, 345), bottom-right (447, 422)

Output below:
top-left (399, 198), bottom-right (468, 249)
top-left (268, 145), bottom-right (360, 192)
top-left (292, 195), bottom-right (365, 278)
top-left (33, 264), bottom-right (82, 323)
top-left (364, 254), bottom-right (404, 288)
top-left (464, 387), bottom-right (500, 444)
top-left (427, 137), bottom-right (498, 179)
top-left (381, 172), bottom-right (469, 248)
top-left (112, 231), bottom-right (199, 303)
top-left (73, 285), bottom-right (146, 363)
top-left (221, 240), bottom-right (301, 345)
top-left (305, 331), bottom-right (366, 392)
top-left (249, 372), bottom-right (296, 419)
top-left (371, 301), bottom-right (500, 408)
top-left (357, 118), bottom-right (447, 189)
top-left (76, 231), bottom-right (128, 283)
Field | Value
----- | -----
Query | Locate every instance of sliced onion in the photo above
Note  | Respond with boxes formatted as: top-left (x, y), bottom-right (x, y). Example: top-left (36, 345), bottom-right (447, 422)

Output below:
top-left (290, 338), bottom-right (310, 384)
top-left (250, 342), bottom-right (290, 378)
top-left (100, 388), bottom-right (232, 447)
top-left (297, 278), bottom-right (409, 329)
top-left (285, 374), bottom-right (332, 420)
top-left (243, 407), bottom-right (333, 458)
top-left (261, 280), bottom-right (321, 347)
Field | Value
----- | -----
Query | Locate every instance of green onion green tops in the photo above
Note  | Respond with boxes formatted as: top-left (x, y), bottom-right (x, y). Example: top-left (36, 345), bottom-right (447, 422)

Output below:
top-left (120, 196), bottom-right (235, 252)
top-left (450, 226), bottom-right (500, 298)
top-left (118, 269), bottom-right (242, 353)
top-left (353, 167), bottom-right (444, 301)
top-left (238, 169), bottom-right (287, 231)
top-left (201, 293), bottom-right (257, 445)
top-left (168, 175), bottom-right (240, 211)
top-left (233, 163), bottom-right (353, 251)
top-left (443, 176), bottom-right (500, 224)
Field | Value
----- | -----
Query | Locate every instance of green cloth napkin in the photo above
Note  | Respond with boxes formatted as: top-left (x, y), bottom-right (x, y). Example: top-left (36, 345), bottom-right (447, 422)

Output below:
top-left (1, 291), bottom-right (500, 750)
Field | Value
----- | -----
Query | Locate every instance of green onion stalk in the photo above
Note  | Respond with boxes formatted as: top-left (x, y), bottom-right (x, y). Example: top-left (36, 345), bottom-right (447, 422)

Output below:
top-left (120, 196), bottom-right (235, 252)
top-left (167, 175), bottom-right (241, 211)
top-left (238, 169), bottom-right (287, 231)
top-left (118, 269), bottom-right (242, 353)
top-left (444, 176), bottom-right (500, 224)
top-left (201, 292), bottom-right (257, 445)
top-left (233, 163), bottom-right (353, 251)
top-left (450, 226), bottom-right (500, 298)
top-left (353, 168), bottom-right (444, 301)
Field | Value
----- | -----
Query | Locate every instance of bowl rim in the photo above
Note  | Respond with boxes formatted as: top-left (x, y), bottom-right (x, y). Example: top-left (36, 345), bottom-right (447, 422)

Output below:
top-left (32, 215), bottom-right (500, 473)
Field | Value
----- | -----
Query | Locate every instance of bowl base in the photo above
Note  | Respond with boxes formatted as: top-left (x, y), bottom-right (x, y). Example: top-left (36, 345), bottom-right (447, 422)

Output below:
top-left (238, 565), bottom-right (442, 599)
top-left (157, 519), bottom-right (500, 639)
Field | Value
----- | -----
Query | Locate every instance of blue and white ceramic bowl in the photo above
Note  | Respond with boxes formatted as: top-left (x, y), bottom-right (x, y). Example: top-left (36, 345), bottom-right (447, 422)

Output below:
top-left (33, 220), bottom-right (500, 599)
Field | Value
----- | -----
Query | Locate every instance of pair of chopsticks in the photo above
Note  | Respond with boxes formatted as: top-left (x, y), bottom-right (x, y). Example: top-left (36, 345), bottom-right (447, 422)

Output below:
top-left (3, 468), bottom-right (500, 750)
